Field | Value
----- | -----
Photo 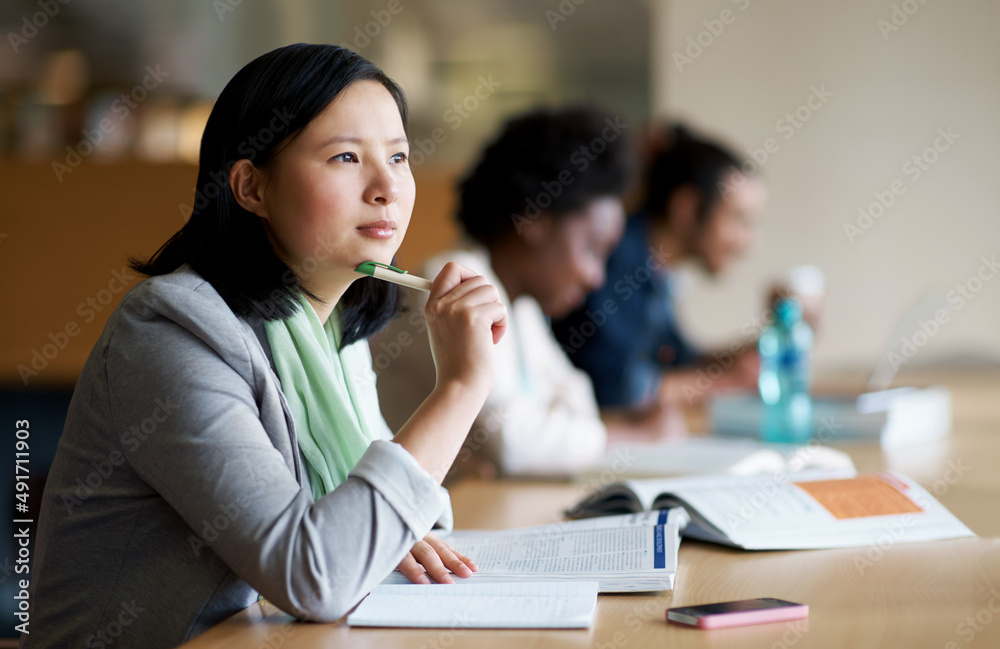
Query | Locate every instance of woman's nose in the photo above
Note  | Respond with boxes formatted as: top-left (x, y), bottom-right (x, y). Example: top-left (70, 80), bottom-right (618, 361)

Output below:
top-left (364, 165), bottom-right (399, 206)
top-left (586, 261), bottom-right (606, 291)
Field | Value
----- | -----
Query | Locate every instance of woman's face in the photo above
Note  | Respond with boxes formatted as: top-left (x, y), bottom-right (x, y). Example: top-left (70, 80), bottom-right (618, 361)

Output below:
top-left (255, 80), bottom-right (415, 287)
top-left (524, 196), bottom-right (625, 318)
top-left (694, 172), bottom-right (765, 275)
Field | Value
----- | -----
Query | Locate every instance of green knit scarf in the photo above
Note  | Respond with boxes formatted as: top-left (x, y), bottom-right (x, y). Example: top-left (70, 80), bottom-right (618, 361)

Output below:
top-left (264, 295), bottom-right (376, 500)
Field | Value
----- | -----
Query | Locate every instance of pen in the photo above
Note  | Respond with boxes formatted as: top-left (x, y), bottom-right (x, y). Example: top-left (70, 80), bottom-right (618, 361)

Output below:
top-left (355, 261), bottom-right (433, 292)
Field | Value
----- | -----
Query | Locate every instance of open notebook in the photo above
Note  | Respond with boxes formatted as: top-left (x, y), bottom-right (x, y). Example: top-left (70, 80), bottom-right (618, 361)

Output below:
top-left (347, 581), bottom-right (599, 629)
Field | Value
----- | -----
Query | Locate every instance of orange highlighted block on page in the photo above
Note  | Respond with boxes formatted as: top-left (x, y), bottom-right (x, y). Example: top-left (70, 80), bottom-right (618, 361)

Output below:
top-left (794, 475), bottom-right (925, 520)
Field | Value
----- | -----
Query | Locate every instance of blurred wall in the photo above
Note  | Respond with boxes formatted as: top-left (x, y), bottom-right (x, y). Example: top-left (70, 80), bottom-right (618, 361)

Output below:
top-left (0, 162), bottom-right (457, 387)
top-left (654, 0), bottom-right (1000, 375)
top-left (0, 0), bottom-right (649, 387)
top-left (3, 0), bottom-right (998, 386)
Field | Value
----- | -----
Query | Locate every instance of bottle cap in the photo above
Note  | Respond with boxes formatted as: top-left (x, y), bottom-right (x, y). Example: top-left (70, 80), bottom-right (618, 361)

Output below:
top-left (785, 265), bottom-right (825, 297)
top-left (774, 297), bottom-right (803, 325)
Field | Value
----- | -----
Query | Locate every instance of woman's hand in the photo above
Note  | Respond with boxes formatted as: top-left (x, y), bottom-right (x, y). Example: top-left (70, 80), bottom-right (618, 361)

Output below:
top-left (425, 262), bottom-right (507, 397)
top-left (397, 532), bottom-right (478, 584)
top-left (390, 262), bottom-right (506, 484)
top-left (658, 349), bottom-right (760, 406)
top-left (603, 399), bottom-right (687, 446)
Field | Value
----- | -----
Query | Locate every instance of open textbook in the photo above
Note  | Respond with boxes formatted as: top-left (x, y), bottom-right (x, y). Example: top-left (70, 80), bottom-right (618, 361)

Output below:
top-left (381, 509), bottom-right (689, 592)
top-left (566, 471), bottom-right (974, 551)
top-left (348, 581), bottom-right (599, 629)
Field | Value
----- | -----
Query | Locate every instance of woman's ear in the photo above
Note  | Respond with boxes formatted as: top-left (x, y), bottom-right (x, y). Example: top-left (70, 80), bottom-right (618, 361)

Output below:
top-left (518, 212), bottom-right (554, 247)
top-left (229, 159), bottom-right (268, 218)
top-left (666, 185), bottom-right (701, 238)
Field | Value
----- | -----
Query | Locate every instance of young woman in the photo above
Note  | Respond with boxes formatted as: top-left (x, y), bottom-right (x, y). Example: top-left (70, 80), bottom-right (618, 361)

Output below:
top-left (552, 124), bottom-right (767, 408)
top-left (376, 107), bottom-right (680, 479)
top-left (24, 44), bottom-right (506, 649)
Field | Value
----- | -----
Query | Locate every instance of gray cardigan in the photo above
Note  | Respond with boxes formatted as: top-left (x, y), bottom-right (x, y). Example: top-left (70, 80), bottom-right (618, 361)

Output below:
top-left (22, 266), bottom-right (450, 649)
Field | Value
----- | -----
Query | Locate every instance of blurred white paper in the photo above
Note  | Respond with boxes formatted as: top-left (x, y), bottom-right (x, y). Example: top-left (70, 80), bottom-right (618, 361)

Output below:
top-left (347, 581), bottom-right (598, 628)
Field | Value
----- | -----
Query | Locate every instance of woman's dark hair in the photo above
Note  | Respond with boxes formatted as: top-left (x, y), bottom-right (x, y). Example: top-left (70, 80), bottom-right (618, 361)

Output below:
top-left (643, 123), bottom-right (742, 226)
top-left (455, 105), bottom-right (633, 245)
top-left (130, 43), bottom-right (406, 346)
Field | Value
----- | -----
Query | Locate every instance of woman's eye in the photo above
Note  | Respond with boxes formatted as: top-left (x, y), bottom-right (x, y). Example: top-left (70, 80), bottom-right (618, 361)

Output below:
top-left (390, 152), bottom-right (408, 164)
top-left (331, 152), bottom-right (358, 163)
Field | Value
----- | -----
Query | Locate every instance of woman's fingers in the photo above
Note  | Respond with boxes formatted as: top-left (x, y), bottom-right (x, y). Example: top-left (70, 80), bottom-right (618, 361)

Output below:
top-left (426, 264), bottom-right (507, 346)
top-left (441, 273), bottom-right (492, 301)
top-left (400, 534), bottom-right (480, 585)
top-left (429, 263), bottom-right (505, 311)
top-left (396, 552), bottom-right (432, 585)
top-left (429, 262), bottom-right (482, 301)
top-left (483, 302), bottom-right (508, 344)
top-left (424, 533), bottom-right (477, 578)
top-left (409, 539), bottom-right (454, 584)
top-left (424, 262), bottom-right (507, 390)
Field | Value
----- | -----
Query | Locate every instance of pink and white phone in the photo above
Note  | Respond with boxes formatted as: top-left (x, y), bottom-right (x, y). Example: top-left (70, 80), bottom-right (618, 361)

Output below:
top-left (666, 598), bottom-right (808, 629)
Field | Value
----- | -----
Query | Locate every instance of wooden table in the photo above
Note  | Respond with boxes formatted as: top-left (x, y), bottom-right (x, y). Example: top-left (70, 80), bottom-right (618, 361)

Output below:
top-left (178, 370), bottom-right (1000, 648)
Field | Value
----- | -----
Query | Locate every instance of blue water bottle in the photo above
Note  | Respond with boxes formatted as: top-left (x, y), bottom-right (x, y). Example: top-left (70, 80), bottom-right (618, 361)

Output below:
top-left (758, 298), bottom-right (814, 443)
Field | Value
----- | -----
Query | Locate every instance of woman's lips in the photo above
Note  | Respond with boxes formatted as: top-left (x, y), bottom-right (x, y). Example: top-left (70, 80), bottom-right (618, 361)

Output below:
top-left (357, 219), bottom-right (396, 240)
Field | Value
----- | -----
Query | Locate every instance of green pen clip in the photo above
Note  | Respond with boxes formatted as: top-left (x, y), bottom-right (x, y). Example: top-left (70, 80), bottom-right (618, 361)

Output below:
top-left (355, 260), bottom-right (433, 291)
top-left (355, 261), bottom-right (409, 277)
